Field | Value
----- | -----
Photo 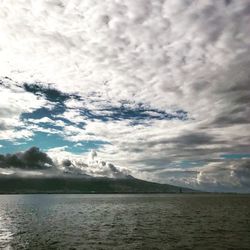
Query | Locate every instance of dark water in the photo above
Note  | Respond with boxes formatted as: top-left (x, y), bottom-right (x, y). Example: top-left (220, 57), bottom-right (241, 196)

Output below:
top-left (0, 194), bottom-right (249, 250)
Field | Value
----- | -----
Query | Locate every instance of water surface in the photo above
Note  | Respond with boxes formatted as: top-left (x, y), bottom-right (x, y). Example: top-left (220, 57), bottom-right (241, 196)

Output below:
top-left (0, 194), bottom-right (249, 249)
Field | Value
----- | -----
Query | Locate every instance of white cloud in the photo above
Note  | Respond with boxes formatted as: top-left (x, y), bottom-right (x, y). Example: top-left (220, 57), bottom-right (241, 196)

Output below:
top-left (0, 82), bottom-right (48, 140)
top-left (47, 147), bottom-right (129, 178)
top-left (0, 0), bottom-right (250, 190)
top-left (1, 1), bottom-right (249, 110)
top-left (196, 160), bottom-right (250, 192)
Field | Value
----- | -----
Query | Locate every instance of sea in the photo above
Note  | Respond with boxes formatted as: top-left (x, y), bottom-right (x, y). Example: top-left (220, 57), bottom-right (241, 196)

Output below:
top-left (0, 194), bottom-right (249, 250)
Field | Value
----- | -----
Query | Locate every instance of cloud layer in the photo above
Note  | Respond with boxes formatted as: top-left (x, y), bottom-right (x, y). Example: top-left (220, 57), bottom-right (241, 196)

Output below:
top-left (0, 0), bottom-right (250, 191)
top-left (0, 147), bottom-right (129, 179)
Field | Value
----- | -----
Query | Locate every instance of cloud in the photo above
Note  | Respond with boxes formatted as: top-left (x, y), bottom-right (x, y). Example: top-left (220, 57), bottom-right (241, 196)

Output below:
top-left (1, 0), bottom-right (249, 110)
top-left (197, 160), bottom-right (250, 192)
top-left (0, 147), bottom-right (54, 169)
top-left (48, 148), bottom-right (130, 178)
top-left (89, 150), bottom-right (97, 161)
top-left (0, 146), bottom-right (130, 179)
top-left (0, 1), bottom-right (250, 191)
top-left (0, 79), bottom-right (49, 140)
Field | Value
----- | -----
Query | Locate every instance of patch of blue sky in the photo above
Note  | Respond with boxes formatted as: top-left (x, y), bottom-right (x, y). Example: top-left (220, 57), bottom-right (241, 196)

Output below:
top-left (177, 160), bottom-right (206, 168)
top-left (0, 132), bottom-right (107, 155)
top-left (22, 83), bottom-right (189, 124)
top-left (221, 153), bottom-right (250, 159)
top-left (21, 100), bottom-right (188, 128)
top-left (77, 105), bottom-right (188, 123)
top-left (21, 106), bottom-right (81, 129)
top-left (0, 140), bottom-right (25, 154)
top-left (21, 105), bottom-right (66, 120)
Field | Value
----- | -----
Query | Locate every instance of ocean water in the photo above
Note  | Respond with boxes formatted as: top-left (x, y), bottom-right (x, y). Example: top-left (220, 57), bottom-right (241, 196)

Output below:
top-left (0, 194), bottom-right (249, 250)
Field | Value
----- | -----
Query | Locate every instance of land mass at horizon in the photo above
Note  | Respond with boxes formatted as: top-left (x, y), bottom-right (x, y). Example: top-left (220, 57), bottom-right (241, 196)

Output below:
top-left (0, 175), bottom-right (196, 194)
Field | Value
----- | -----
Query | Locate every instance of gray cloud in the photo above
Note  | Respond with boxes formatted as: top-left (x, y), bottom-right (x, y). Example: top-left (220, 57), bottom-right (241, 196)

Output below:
top-left (197, 160), bottom-right (250, 192)
top-left (0, 147), bottom-right (130, 179)
top-left (0, 121), bottom-right (8, 131)
top-left (0, 147), bottom-right (54, 169)
top-left (65, 160), bottom-right (129, 178)
top-left (46, 148), bottom-right (131, 179)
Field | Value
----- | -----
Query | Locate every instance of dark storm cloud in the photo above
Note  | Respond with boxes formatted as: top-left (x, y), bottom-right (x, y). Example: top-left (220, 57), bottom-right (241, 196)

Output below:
top-left (0, 147), bottom-right (54, 169)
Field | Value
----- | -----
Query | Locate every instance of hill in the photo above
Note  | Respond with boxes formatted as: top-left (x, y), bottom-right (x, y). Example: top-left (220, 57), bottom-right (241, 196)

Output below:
top-left (0, 175), bottom-right (195, 194)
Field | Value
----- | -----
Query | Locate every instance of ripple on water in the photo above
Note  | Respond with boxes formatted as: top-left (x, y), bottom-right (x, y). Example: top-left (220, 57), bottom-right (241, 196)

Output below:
top-left (0, 194), bottom-right (249, 249)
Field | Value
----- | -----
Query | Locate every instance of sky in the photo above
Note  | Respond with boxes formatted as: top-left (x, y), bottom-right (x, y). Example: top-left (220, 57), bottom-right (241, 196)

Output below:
top-left (0, 0), bottom-right (250, 192)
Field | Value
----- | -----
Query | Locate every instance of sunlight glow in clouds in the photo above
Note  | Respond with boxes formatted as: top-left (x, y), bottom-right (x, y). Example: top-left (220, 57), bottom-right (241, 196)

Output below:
top-left (0, 0), bottom-right (250, 191)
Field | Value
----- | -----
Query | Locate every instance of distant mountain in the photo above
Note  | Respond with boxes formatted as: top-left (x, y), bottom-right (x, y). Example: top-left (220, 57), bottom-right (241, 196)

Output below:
top-left (0, 175), bottom-right (196, 194)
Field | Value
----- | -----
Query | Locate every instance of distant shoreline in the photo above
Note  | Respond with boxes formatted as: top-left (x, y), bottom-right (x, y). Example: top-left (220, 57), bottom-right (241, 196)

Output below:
top-left (1, 176), bottom-right (249, 194)
top-left (0, 192), bottom-right (249, 195)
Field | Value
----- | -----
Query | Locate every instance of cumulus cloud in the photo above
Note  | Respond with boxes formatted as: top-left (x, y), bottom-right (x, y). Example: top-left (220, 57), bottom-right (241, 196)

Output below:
top-left (47, 148), bottom-right (130, 178)
top-left (45, 146), bottom-right (129, 178)
top-left (89, 150), bottom-right (97, 161)
top-left (0, 146), bottom-right (130, 179)
top-left (0, 147), bottom-right (54, 169)
top-left (197, 160), bottom-right (250, 192)
top-left (0, 79), bottom-right (49, 140)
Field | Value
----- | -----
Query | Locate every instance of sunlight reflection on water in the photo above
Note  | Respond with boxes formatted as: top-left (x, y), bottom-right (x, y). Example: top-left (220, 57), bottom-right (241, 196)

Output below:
top-left (0, 215), bottom-right (13, 250)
